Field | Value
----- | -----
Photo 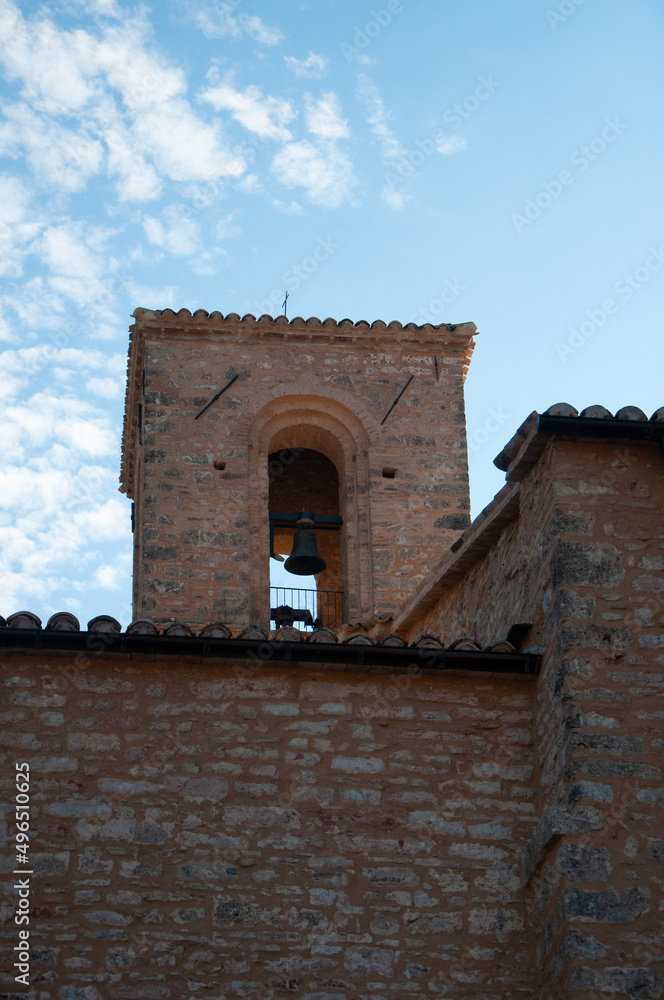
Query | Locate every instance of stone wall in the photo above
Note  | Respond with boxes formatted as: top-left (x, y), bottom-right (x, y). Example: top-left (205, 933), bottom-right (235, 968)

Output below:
top-left (402, 434), bottom-right (664, 999)
top-left (2, 431), bottom-right (662, 997)
top-left (122, 312), bottom-right (475, 628)
top-left (0, 654), bottom-right (537, 998)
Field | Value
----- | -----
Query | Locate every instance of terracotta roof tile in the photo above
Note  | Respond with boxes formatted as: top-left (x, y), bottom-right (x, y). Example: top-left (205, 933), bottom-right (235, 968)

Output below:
top-left (46, 612), bottom-right (80, 631)
top-left (0, 611), bottom-right (524, 656)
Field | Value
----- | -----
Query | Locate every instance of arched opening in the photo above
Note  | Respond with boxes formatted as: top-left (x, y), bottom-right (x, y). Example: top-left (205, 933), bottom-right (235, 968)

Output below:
top-left (246, 394), bottom-right (376, 630)
top-left (268, 448), bottom-right (343, 629)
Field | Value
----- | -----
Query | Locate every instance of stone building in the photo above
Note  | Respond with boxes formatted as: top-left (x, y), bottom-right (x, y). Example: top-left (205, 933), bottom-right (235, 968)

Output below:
top-left (1, 308), bottom-right (663, 999)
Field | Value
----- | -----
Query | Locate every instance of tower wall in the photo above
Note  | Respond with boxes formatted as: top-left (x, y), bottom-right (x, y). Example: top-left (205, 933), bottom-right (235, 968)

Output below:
top-left (121, 310), bottom-right (475, 628)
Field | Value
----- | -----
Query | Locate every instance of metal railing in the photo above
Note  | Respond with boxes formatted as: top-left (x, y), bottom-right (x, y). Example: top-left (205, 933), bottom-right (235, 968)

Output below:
top-left (270, 587), bottom-right (344, 631)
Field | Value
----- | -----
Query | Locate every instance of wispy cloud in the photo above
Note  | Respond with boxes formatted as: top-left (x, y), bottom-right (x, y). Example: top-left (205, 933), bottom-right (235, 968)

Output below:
top-left (271, 92), bottom-right (356, 208)
top-left (356, 74), bottom-right (410, 210)
top-left (0, 4), bottom-right (247, 202)
top-left (272, 141), bottom-right (355, 208)
top-left (0, 104), bottom-right (105, 193)
top-left (187, 2), bottom-right (282, 45)
top-left (201, 80), bottom-right (296, 141)
top-left (142, 204), bottom-right (201, 257)
top-left (0, 340), bottom-right (132, 615)
top-left (305, 92), bottom-right (350, 140)
top-left (0, 173), bottom-right (39, 282)
top-left (436, 134), bottom-right (467, 154)
top-left (356, 74), bottom-right (405, 161)
top-left (37, 221), bottom-right (119, 310)
top-left (284, 52), bottom-right (328, 79)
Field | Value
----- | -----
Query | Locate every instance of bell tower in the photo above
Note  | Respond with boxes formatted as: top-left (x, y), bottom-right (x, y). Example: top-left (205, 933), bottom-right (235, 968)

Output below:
top-left (121, 309), bottom-right (476, 629)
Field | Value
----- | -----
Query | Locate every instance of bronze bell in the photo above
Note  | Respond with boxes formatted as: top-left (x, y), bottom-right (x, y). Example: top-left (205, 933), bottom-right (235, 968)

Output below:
top-left (284, 510), bottom-right (326, 576)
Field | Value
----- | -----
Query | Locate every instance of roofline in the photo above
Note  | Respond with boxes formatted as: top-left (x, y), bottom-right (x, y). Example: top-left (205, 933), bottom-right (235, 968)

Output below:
top-left (0, 628), bottom-right (539, 677)
top-left (494, 412), bottom-right (664, 474)
top-left (131, 308), bottom-right (478, 340)
top-left (120, 309), bottom-right (477, 496)
top-left (393, 408), bottom-right (664, 634)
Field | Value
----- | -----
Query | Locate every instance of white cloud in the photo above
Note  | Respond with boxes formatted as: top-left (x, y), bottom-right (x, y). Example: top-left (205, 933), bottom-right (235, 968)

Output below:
top-left (0, 303), bottom-right (16, 344)
top-left (86, 376), bottom-right (123, 399)
top-left (39, 222), bottom-right (110, 280)
top-left (355, 75), bottom-right (412, 211)
top-left (236, 172), bottom-right (263, 195)
top-left (0, 104), bottom-right (105, 193)
top-left (0, 173), bottom-right (31, 227)
top-left (0, 346), bottom-right (126, 402)
top-left (142, 204), bottom-right (201, 257)
top-left (436, 134), bottom-right (467, 155)
top-left (134, 102), bottom-right (245, 183)
top-left (74, 498), bottom-right (128, 540)
top-left (271, 92), bottom-right (356, 208)
top-left (272, 140), bottom-right (355, 209)
top-left (70, 0), bottom-right (123, 18)
top-left (381, 187), bottom-right (411, 210)
top-left (101, 108), bottom-right (164, 201)
top-left (0, 351), bottom-right (131, 616)
top-left (123, 280), bottom-right (179, 311)
top-left (0, 487), bottom-right (131, 615)
top-left (304, 92), bottom-right (350, 140)
top-left (190, 248), bottom-right (228, 276)
top-left (0, 4), bottom-right (246, 201)
top-left (90, 322), bottom-right (122, 341)
top-left (201, 82), bottom-right (295, 141)
top-left (3, 277), bottom-right (68, 331)
top-left (216, 213), bottom-right (241, 239)
top-left (35, 220), bottom-right (120, 312)
top-left (94, 555), bottom-right (131, 590)
top-left (3, 393), bottom-right (117, 458)
top-left (0, 9), bottom-right (99, 114)
top-left (189, 3), bottom-right (282, 45)
top-left (272, 199), bottom-right (303, 216)
top-left (0, 173), bottom-right (39, 280)
top-left (284, 52), bottom-right (328, 79)
top-left (356, 74), bottom-right (405, 161)
top-left (240, 14), bottom-right (282, 45)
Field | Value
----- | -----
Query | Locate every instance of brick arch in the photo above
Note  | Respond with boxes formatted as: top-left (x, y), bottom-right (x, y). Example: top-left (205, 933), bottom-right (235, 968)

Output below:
top-left (238, 379), bottom-right (382, 448)
top-left (247, 396), bottom-right (374, 627)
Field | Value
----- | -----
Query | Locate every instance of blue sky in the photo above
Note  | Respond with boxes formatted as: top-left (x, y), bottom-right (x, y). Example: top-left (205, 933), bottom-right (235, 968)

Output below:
top-left (0, 0), bottom-right (662, 626)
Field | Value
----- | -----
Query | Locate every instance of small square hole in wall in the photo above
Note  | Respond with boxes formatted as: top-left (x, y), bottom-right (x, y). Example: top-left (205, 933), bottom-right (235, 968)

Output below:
top-left (382, 468), bottom-right (397, 479)
top-left (214, 460), bottom-right (226, 470)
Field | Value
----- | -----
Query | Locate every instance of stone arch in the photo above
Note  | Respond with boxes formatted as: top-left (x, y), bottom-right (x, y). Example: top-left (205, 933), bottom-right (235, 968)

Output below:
top-left (238, 378), bottom-right (382, 447)
top-left (247, 395), bottom-right (374, 627)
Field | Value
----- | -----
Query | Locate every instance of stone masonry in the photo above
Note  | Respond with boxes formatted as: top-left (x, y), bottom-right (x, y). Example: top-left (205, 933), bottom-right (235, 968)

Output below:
top-left (393, 405), bottom-right (664, 998)
top-left (0, 652), bottom-right (537, 998)
top-left (121, 309), bottom-right (475, 628)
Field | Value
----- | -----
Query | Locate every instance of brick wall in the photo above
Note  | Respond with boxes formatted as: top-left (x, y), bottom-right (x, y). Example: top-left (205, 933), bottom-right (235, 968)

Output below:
top-left (2, 432), bottom-right (662, 997)
top-left (403, 435), bottom-right (664, 998)
top-left (0, 655), bottom-right (537, 998)
top-left (122, 313), bottom-right (475, 628)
